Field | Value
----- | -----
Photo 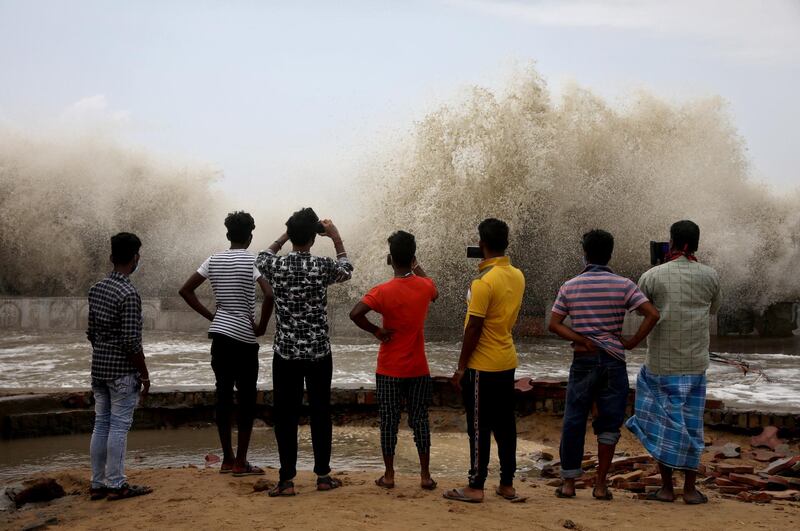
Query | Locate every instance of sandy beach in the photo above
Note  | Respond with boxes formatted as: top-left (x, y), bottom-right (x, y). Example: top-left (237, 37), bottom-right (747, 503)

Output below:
top-left (2, 414), bottom-right (799, 530)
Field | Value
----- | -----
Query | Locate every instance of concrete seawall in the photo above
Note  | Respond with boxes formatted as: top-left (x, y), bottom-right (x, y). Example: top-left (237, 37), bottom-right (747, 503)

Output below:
top-left (2, 379), bottom-right (797, 440)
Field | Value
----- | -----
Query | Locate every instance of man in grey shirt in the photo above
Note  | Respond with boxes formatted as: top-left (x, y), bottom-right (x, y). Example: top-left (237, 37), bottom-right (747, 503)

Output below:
top-left (626, 220), bottom-right (721, 505)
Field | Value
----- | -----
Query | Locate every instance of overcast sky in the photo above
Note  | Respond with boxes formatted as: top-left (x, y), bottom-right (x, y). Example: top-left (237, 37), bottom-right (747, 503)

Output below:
top-left (1, 0), bottom-right (798, 204)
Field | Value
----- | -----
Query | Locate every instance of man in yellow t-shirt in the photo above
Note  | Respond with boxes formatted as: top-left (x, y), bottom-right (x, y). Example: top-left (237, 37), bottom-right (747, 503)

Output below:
top-left (443, 218), bottom-right (526, 504)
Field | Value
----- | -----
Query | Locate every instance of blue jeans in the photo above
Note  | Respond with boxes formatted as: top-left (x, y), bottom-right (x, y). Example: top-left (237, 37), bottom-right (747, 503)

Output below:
top-left (90, 373), bottom-right (140, 489)
top-left (560, 352), bottom-right (629, 479)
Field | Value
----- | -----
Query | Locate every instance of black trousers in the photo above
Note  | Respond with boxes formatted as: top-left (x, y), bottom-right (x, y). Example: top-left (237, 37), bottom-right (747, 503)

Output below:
top-left (272, 354), bottom-right (333, 481)
top-left (210, 333), bottom-right (259, 436)
top-left (461, 368), bottom-right (517, 489)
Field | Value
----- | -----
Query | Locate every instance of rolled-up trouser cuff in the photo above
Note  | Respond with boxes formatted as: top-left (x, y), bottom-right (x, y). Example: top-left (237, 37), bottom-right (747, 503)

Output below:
top-left (597, 431), bottom-right (621, 445)
top-left (561, 468), bottom-right (584, 479)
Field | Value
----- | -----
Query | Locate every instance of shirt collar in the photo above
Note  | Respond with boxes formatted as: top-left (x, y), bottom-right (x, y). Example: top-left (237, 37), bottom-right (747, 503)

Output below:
top-left (109, 271), bottom-right (130, 282)
top-left (479, 256), bottom-right (510, 271)
top-left (582, 263), bottom-right (613, 274)
top-left (288, 250), bottom-right (311, 255)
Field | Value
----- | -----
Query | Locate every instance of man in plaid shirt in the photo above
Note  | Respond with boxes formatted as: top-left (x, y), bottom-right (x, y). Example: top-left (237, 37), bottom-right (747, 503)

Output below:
top-left (86, 232), bottom-right (152, 501)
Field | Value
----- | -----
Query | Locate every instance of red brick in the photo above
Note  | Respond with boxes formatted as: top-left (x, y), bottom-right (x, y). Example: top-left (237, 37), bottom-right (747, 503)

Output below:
top-left (765, 476), bottom-right (790, 491)
top-left (713, 463), bottom-right (754, 475)
top-left (642, 476), bottom-right (662, 486)
top-left (761, 456), bottom-right (800, 476)
top-left (718, 486), bottom-right (749, 495)
top-left (729, 473), bottom-right (769, 489)
top-left (769, 490), bottom-right (800, 501)
top-left (715, 478), bottom-right (736, 487)
top-left (737, 491), bottom-right (772, 503)
top-left (618, 481), bottom-right (646, 493)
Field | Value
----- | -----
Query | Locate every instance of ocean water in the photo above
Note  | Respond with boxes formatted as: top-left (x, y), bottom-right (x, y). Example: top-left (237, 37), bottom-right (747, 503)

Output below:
top-left (0, 331), bottom-right (798, 411)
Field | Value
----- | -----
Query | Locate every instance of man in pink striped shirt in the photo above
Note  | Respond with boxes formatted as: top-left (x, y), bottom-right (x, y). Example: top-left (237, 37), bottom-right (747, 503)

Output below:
top-left (548, 229), bottom-right (660, 500)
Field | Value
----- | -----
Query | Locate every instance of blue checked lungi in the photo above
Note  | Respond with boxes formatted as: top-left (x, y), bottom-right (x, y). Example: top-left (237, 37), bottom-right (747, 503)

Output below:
top-left (625, 365), bottom-right (706, 470)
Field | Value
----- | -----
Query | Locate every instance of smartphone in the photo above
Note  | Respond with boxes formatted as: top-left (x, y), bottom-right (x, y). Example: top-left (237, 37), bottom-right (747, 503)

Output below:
top-left (649, 241), bottom-right (670, 265)
top-left (315, 221), bottom-right (326, 234)
top-left (466, 246), bottom-right (483, 259)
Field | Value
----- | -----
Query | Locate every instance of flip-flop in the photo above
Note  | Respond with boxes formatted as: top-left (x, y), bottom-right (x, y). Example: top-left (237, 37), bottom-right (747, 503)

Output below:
top-left (421, 479), bottom-right (438, 491)
top-left (683, 490), bottom-right (708, 505)
top-left (219, 463), bottom-right (234, 474)
top-left (375, 476), bottom-right (395, 489)
top-left (554, 487), bottom-right (576, 499)
top-left (592, 487), bottom-right (613, 501)
top-left (317, 476), bottom-right (343, 491)
top-left (442, 488), bottom-right (483, 503)
top-left (496, 487), bottom-right (527, 502)
top-left (107, 483), bottom-right (152, 501)
top-left (89, 487), bottom-right (108, 501)
top-left (232, 462), bottom-right (265, 477)
top-left (646, 488), bottom-right (675, 503)
top-left (268, 480), bottom-right (296, 497)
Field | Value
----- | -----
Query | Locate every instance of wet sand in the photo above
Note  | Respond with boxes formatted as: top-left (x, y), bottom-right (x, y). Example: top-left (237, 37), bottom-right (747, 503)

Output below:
top-left (3, 414), bottom-right (799, 530)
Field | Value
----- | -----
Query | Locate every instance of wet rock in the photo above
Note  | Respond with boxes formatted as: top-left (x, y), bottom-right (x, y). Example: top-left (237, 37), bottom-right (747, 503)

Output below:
top-left (13, 479), bottom-right (65, 508)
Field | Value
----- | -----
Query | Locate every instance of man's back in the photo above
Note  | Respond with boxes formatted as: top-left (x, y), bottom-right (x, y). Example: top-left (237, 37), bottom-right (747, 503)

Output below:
top-left (465, 256), bottom-right (525, 372)
top-left (363, 275), bottom-right (437, 378)
top-left (638, 256), bottom-right (721, 375)
top-left (87, 271), bottom-right (140, 380)
top-left (199, 249), bottom-right (260, 344)
top-left (256, 250), bottom-right (353, 360)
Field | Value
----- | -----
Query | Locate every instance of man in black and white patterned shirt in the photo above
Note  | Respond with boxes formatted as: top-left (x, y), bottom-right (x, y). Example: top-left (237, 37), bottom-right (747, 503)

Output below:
top-left (256, 207), bottom-right (353, 496)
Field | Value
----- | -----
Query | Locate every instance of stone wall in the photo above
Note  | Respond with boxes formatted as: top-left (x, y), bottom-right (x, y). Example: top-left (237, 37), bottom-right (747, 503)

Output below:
top-left (2, 381), bottom-right (797, 440)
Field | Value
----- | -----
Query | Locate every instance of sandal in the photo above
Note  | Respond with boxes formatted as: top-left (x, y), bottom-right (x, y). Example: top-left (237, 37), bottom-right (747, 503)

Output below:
top-left (592, 487), bottom-right (613, 501)
top-left (375, 476), bottom-right (395, 489)
top-left (554, 486), bottom-right (576, 499)
top-left (683, 490), bottom-right (708, 505)
top-left (317, 476), bottom-right (342, 491)
top-left (496, 487), bottom-right (527, 502)
top-left (646, 488), bottom-right (675, 503)
top-left (421, 479), bottom-right (438, 491)
top-left (89, 487), bottom-right (108, 501)
top-left (268, 480), bottom-right (296, 497)
top-left (106, 483), bottom-right (152, 501)
top-left (232, 462), bottom-right (265, 477)
top-left (220, 462), bottom-right (234, 474)
top-left (442, 488), bottom-right (483, 503)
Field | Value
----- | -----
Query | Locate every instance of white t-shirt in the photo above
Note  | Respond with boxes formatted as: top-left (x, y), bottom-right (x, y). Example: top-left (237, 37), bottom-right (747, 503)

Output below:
top-left (198, 249), bottom-right (262, 344)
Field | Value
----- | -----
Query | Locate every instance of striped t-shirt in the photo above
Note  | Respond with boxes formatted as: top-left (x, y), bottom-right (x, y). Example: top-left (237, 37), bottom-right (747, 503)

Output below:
top-left (198, 249), bottom-right (263, 344)
top-left (552, 264), bottom-right (648, 359)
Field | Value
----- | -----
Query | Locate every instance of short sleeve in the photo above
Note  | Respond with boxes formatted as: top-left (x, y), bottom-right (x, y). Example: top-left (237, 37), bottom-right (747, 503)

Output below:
top-left (552, 285), bottom-right (569, 316)
top-left (637, 270), bottom-right (654, 301)
top-left (255, 250), bottom-right (275, 282)
top-left (467, 279), bottom-right (491, 318)
top-left (253, 265), bottom-right (262, 282)
top-left (362, 285), bottom-right (383, 314)
top-left (624, 280), bottom-right (648, 312)
top-left (197, 256), bottom-right (211, 278)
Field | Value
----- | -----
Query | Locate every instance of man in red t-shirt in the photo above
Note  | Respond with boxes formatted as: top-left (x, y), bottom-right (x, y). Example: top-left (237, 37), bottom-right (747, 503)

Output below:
top-left (350, 231), bottom-right (438, 490)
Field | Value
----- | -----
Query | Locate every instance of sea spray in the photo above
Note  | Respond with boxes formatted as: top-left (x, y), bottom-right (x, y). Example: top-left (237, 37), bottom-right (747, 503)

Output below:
top-left (351, 68), bottom-right (800, 322)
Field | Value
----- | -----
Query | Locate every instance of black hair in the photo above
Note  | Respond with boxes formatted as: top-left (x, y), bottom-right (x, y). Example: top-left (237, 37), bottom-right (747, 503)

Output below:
top-left (670, 220), bottom-right (700, 253)
top-left (111, 232), bottom-right (142, 265)
top-left (478, 218), bottom-right (509, 253)
top-left (387, 230), bottom-right (416, 268)
top-left (224, 211), bottom-right (256, 244)
top-left (286, 207), bottom-right (319, 246)
top-left (582, 229), bottom-right (614, 265)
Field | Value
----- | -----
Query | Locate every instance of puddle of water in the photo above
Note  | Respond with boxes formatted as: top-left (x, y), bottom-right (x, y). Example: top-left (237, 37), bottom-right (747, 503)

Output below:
top-left (0, 425), bottom-right (544, 485)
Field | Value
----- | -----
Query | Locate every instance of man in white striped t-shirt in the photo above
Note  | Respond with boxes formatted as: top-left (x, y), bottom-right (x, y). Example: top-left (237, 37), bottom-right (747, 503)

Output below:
top-left (179, 211), bottom-right (273, 477)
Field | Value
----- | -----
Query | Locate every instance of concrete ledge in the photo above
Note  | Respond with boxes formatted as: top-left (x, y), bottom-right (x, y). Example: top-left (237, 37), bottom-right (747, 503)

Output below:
top-left (2, 378), bottom-right (798, 440)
